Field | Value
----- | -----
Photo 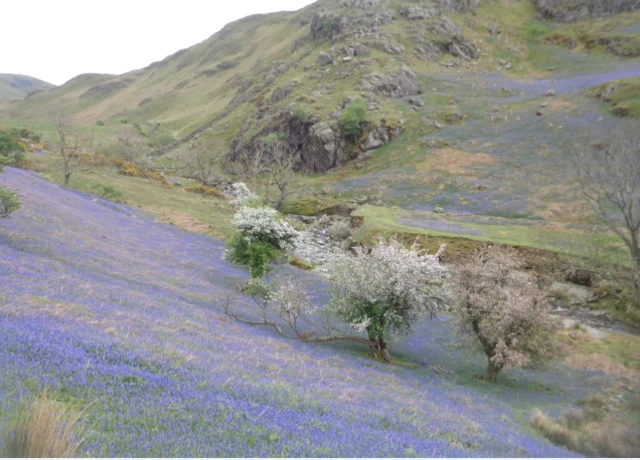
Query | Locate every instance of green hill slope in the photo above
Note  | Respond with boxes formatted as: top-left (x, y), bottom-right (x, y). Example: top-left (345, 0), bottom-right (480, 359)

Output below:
top-left (0, 73), bottom-right (55, 99)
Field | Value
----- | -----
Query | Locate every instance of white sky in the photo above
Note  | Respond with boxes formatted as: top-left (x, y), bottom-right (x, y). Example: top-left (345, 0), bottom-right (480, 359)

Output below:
top-left (1, 0), bottom-right (316, 86)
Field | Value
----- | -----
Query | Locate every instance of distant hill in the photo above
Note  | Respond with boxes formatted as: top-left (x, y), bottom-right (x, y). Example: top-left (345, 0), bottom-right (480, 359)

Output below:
top-left (0, 74), bottom-right (55, 99)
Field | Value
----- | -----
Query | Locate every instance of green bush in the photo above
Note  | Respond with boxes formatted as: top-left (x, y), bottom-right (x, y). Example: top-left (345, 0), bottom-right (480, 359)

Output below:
top-left (95, 120), bottom-right (105, 126)
top-left (0, 187), bottom-right (20, 218)
top-left (323, 17), bottom-right (339, 38)
top-left (524, 21), bottom-right (552, 40)
top-left (227, 234), bottom-right (280, 278)
top-left (339, 98), bottom-right (367, 140)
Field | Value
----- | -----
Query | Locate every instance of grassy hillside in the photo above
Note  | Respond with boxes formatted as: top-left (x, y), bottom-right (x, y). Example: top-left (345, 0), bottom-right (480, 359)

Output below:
top-left (2, 166), bottom-right (638, 456)
top-left (0, 74), bottom-right (54, 99)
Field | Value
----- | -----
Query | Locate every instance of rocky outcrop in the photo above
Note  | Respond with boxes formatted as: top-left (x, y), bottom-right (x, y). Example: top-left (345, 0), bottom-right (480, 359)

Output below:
top-left (303, 121), bottom-right (346, 172)
top-left (310, 9), bottom-right (396, 41)
top-left (413, 17), bottom-right (479, 61)
top-left (339, 0), bottom-right (380, 9)
top-left (270, 81), bottom-right (300, 104)
top-left (360, 122), bottom-right (404, 151)
top-left (366, 36), bottom-right (406, 54)
top-left (400, 5), bottom-right (437, 20)
top-left (533, 0), bottom-right (640, 22)
top-left (436, 0), bottom-right (481, 13)
top-left (359, 65), bottom-right (420, 98)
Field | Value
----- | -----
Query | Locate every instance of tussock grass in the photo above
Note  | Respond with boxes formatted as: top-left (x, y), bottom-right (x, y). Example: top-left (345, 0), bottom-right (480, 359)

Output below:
top-left (1, 392), bottom-right (86, 458)
top-left (532, 394), bottom-right (640, 457)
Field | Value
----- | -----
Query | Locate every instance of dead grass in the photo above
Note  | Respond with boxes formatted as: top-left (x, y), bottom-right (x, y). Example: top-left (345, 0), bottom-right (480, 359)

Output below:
top-left (1, 392), bottom-right (86, 458)
top-left (146, 206), bottom-right (212, 234)
top-left (564, 352), bottom-right (636, 378)
top-left (417, 148), bottom-right (495, 177)
top-left (532, 397), bottom-right (640, 457)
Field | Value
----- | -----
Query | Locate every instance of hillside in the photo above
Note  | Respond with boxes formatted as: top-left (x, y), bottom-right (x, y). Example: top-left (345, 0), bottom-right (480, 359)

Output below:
top-left (2, 166), bottom-right (634, 456)
top-left (0, 73), bottom-right (54, 99)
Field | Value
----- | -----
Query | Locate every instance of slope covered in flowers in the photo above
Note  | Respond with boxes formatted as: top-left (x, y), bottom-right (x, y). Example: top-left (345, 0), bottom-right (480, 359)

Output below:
top-left (0, 168), bottom-right (601, 457)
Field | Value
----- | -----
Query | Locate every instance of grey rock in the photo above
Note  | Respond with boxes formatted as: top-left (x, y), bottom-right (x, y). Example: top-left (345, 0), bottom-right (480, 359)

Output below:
top-left (339, 0), bottom-right (380, 9)
top-left (434, 206), bottom-right (445, 214)
top-left (544, 89), bottom-right (557, 97)
top-left (367, 39), bottom-right (406, 55)
top-left (353, 43), bottom-right (371, 56)
top-left (489, 22), bottom-right (502, 36)
top-left (270, 81), bottom-right (299, 104)
top-left (408, 97), bottom-right (425, 107)
top-left (400, 5), bottom-right (437, 20)
top-left (317, 52), bottom-right (334, 66)
top-left (359, 64), bottom-right (420, 98)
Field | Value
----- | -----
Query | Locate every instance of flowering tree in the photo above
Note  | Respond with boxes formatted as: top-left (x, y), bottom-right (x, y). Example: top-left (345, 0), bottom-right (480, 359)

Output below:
top-left (226, 206), bottom-right (298, 277)
top-left (451, 246), bottom-right (559, 381)
top-left (0, 130), bottom-right (22, 218)
top-left (326, 238), bottom-right (447, 362)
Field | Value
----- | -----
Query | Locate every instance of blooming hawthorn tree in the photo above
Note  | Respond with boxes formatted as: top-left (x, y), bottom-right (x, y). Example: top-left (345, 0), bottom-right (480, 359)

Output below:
top-left (326, 238), bottom-right (447, 362)
top-left (226, 205), bottom-right (299, 277)
top-left (451, 246), bottom-right (559, 381)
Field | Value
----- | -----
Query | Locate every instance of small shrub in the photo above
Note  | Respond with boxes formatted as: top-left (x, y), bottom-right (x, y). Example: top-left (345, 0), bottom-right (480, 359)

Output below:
top-left (289, 257), bottom-right (315, 271)
top-left (1, 392), bottom-right (86, 458)
top-left (110, 158), bottom-right (168, 185)
top-left (524, 21), bottom-right (552, 40)
top-left (184, 184), bottom-right (225, 198)
top-left (293, 106), bottom-right (309, 124)
top-left (328, 220), bottom-right (351, 240)
top-left (322, 17), bottom-right (340, 38)
top-left (93, 183), bottom-right (122, 201)
top-left (0, 187), bottom-right (21, 218)
top-left (339, 98), bottom-right (367, 140)
top-left (227, 234), bottom-right (280, 278)
top-left (95, 120), bottom-right (105, 126)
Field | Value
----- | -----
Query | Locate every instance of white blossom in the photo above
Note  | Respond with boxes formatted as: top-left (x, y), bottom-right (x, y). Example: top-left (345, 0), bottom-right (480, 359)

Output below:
top-left (232, 206), bottom-right (299, 251)
top-left (326, 238), bottom-right (447, 337)
top-left (228, 182), bottom-right (259, 207)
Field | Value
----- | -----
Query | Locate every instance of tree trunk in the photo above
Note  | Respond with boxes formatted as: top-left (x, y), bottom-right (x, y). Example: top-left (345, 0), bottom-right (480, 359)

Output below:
top-left (486, 359), bottom-right (502, 382)
top-left (632, 250), bottom-right (640, 310)
top-left (64, 172), bottom-right (71, 187)
top-left (369, 338), bottom-right (391, 363)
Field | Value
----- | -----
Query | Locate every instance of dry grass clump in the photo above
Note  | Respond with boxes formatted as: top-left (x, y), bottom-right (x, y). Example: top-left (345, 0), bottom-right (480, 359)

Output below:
top-left (1, 392), bottom-right (86, 458)
top-left (532, 395), bottom-right (640, 457)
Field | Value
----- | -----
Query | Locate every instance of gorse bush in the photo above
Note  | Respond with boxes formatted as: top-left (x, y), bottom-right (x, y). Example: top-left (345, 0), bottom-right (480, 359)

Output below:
top-left (339, 98), bottom-right (367, 140)
top-left (1, 392), bottom-right (86, 458)
top-left (184, 184), bottom-right (225, 198)
top-left (327, 238), bottom-right (447, 361)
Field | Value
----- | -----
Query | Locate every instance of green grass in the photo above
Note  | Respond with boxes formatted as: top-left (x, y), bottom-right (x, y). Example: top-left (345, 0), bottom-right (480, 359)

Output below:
top-left (576, 334), bottom-right (640, 372)
top-left (34, 153), bottom-right (235, 240)
top-left (587, 76), bottom-right (640, 118)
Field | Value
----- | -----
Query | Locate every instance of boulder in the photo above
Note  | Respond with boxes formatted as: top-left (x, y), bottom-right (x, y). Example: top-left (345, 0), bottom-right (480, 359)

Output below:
top-left (360, 122), bottom-right (404, 151)
top-left (353, 43), bottom-right (371, 56)
top-left (317, 52), bottom-right (334, 66)
top-left (359, 64), bottom-right (420, 98)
